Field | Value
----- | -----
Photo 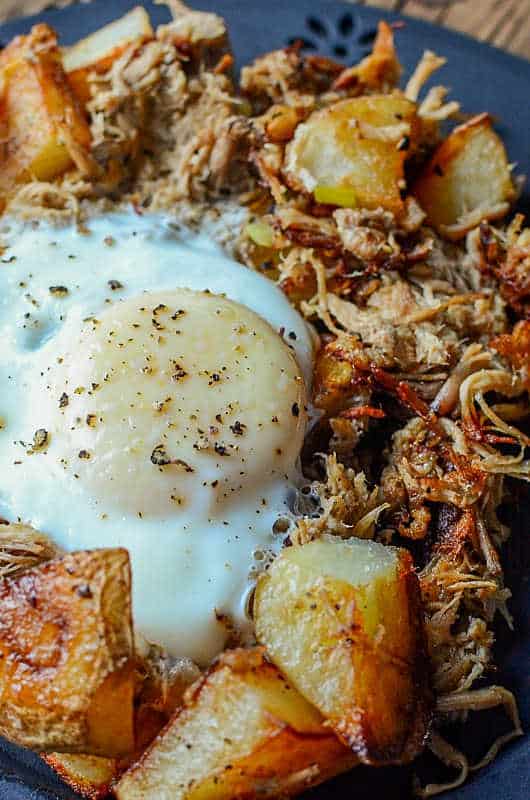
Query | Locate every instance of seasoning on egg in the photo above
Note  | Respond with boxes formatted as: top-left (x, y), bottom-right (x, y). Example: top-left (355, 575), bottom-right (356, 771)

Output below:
top-left (32, 428), bottom-right (49, 450)
top-left (150, 444), bottom-right (167, 465)
top-left (150, 444), bottom-right (194, 472)
top-left (171, 363), bottom-right (188, 381)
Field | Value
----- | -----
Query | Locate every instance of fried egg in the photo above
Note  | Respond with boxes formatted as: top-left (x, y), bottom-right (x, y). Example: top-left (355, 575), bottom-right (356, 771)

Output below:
top-left (0, 211), bottom-right (313, 665)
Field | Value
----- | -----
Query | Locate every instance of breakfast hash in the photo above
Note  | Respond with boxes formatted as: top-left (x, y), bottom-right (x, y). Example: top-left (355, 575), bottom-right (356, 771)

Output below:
top-left (0, 2), bottom-right (528, 798)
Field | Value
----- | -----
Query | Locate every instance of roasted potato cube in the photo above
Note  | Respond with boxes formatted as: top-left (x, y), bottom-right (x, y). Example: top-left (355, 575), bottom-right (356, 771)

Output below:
top-left (0, 549), bottom-right (135, 757)
top-left (0, 24), bottom-right (93, 198)
top-left (313, 340), bottom-right (357, 414)
top-left (115, 648), bottom-right (356, 800)
top-left (413, 114), bottom-right (514, 234)
top-left (62, 7), bottom-right (153, 103)
top-left (42, 648), bottom-right (201, 798)
top-left (156, 7), bottom-right (229, 71)
top-left (254, 535), bottom-right (431, 765)
top-left (42, 753), bottom-right (120, 800)
top-left (284, 95), bottom-right (418, 215)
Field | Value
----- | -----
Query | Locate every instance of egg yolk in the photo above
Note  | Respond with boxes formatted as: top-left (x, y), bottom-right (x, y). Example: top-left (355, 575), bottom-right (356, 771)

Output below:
top-left (43, 288), bottom-right (307, 518)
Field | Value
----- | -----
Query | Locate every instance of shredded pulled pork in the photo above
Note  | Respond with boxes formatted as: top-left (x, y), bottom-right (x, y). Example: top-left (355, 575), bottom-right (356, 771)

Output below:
top-left (290, 454), bottom-right (388, 544)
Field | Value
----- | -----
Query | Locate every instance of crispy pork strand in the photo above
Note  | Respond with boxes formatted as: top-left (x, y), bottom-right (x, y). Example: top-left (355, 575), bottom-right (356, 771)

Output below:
top-left (470, 218), bottom-right (530, 318)
top-left (417, 688), bottom-right (522, 798)
top-left (459, 368), bottom-right (530, 479)
top-left (431, 344), bottom-right (493, 416)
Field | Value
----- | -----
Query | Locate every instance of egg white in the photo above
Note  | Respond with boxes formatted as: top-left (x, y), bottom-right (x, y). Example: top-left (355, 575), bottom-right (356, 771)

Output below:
top-left (0, 211), bottom-right (313, 665)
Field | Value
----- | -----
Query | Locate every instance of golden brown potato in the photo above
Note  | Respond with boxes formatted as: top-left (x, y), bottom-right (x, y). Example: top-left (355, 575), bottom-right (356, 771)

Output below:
top-left (62, 7), bottom-right (153, 103)
top-left (43, 644), bottom-right (202, 797)
top-left (313, 338), bottom-right (358, 414)
top-left (284, 94), bottom-right (418, 215)
top-left (42, 753), bottom-right (120, 800)
top-left (254, 535), bottom-right (431, 765)
top-left (115, 648), bottom-right (357, 800)
top-left (0, 549), bottom-right (135, 757)
top-left (413, 114), bottom-right (514, 235)
top-left (0, 24), bottom-right (94, 199)
top-left (156, 7), bottom-right (228, 71)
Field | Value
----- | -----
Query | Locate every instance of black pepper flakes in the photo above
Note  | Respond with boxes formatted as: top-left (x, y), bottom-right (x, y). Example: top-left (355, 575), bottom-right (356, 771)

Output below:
top-left (171, 364), bottom-right (188, 382)
top-left (86, 414), bottom-right (97, 427)
top-left (291, 402), bottom-right (300, 417)
top-left (230, 421), bottom-right (246, 436)
top-left (59, 392), bottom-right (69, 409)
top-left (153, 397), bottom-right (172, 412)
top-left (150, 445), bottom-right (194, 471)
top-left (76, 584), bottom-right (93, 598)
top-left (108, 279), bottom-right (123, 290)
top-left (32, 428), bottom-right (49, 450)
top-left (78, 450), bottom-right (91, 459)
top-left (49, 285), bottom-right (68, 297)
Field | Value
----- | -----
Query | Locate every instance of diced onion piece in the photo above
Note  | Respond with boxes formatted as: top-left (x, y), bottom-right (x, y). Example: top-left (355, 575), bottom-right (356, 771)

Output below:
top-left (245, 220), bottom-right (274, 248)
top-left (314, 184), bottom-right (357, 208)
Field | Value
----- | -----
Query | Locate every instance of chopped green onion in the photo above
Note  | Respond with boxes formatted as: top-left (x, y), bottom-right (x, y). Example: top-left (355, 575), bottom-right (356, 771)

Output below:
top-left (246, 221), bottom-right (274, 248)
top-left (314, 185), bottom-right (357, 208)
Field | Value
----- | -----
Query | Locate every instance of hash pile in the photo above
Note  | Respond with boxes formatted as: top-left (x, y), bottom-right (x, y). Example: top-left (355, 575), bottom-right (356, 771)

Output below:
top-left (3, 4), bottom-right (529, 794)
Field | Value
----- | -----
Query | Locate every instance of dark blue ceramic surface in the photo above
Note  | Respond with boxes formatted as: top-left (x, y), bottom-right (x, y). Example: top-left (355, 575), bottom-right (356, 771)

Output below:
top-left (0, 2), bottom-right (528, 798)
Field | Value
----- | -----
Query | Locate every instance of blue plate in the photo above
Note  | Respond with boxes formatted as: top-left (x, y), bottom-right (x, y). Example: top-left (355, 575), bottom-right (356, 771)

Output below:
top-left (0, 2), bottom-right (528, 798)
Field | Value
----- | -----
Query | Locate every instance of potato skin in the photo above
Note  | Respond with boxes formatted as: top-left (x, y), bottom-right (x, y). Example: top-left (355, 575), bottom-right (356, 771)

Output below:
top-left (42, 753), bottom-right (120, 800)
top-left (0, 549), bottom-right (135, 757)
top-left (254, 536), bottom-right (432, 765)
top-left (115, 648), bottom-right (357, 800)
top-left (413, 113), bottom-right (514, 233)
top-left (0, 23), bottom-right (94, 199)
